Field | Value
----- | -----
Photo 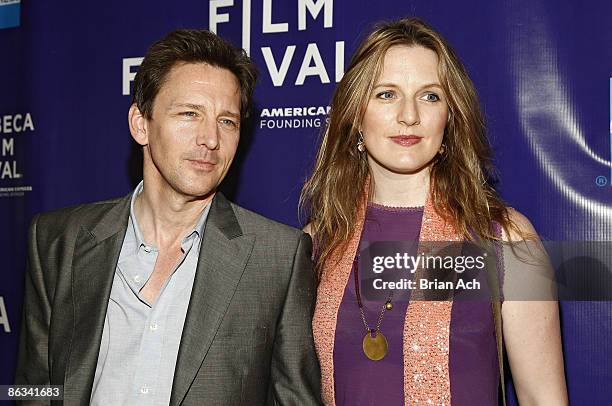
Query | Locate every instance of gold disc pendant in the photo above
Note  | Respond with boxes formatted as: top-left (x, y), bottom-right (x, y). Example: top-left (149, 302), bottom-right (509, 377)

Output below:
top-left (362, 330), bottom-right (388, 361)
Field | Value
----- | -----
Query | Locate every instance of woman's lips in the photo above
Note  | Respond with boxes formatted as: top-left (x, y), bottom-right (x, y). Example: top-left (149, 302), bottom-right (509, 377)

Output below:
top-left (389, 135), bottom-right (422, 146)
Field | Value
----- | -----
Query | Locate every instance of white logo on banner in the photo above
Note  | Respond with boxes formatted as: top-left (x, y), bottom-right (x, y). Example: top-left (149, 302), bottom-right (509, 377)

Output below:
top-left (0, 296), bottom-right (10, 333)
top-left (122, 57), bottom-right (144, 96)
top-left (122, 0), bottom-right (344, 94)
top-left (211, 0), bottom-right (343, 86)
top-left (260, 105), bottom-right (329, 129)
top-left (0, 112), bottom-right (34, 197)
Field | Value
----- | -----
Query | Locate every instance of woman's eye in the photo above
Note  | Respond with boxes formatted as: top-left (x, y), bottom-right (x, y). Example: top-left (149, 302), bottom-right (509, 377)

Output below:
top-left (422, 93), bottom-right (440, 102)
top-left (377, 90), bottom-right (395, 100)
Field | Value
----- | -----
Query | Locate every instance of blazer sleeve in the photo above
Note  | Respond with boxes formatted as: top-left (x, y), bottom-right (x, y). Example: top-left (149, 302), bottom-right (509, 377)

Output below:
top-left (269, 232), bottom-right (322, 405)
top-left (15, 213), bottom-right (52, 386)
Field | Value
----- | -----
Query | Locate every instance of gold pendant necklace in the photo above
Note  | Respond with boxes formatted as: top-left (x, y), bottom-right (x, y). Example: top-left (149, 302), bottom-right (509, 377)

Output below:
top-left (362, 329), bottom-right (389, 361)
top-left (354, 255), bottom-right (393, 361)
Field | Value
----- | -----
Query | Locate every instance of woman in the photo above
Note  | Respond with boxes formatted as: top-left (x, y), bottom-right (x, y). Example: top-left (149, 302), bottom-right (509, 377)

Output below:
top-left (301, 17), bottom-right (567, 405)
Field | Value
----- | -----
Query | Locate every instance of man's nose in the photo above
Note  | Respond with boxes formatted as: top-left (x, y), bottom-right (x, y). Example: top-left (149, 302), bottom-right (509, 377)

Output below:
top-left (196, 119), bottom-right (220, 150)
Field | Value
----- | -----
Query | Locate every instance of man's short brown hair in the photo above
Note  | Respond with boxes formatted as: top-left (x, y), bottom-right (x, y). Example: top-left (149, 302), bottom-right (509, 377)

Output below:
top-left (132, 29), bottom-right (257, 120)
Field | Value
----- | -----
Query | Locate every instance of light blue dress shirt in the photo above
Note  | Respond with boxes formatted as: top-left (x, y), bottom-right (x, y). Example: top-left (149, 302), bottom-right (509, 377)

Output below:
top-left (90, 181), bottom-right (211, 405)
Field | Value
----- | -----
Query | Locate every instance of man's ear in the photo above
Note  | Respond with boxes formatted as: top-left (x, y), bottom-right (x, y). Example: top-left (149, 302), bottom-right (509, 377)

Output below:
top-left (129, 104), bottom-right (148, 146)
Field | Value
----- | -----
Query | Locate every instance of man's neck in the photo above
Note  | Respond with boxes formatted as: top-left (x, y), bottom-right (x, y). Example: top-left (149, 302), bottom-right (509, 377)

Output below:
top-left (134, 183), bottom-right (214, 249)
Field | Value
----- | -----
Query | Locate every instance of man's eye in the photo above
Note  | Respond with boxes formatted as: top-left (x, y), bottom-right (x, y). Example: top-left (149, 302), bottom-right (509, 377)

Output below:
top-left (181, 111), bottom-right (198, 117)
top-left (422, 93), bottom-right (440, 102)
top-left (220, 118), bottom-right (238, 128)
top-left (376, 91), bottom-right (395, 100)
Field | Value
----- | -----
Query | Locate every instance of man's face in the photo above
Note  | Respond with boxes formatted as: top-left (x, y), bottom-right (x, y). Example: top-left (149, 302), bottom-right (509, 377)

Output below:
top-left (133, 62), bottom-right (241, 200)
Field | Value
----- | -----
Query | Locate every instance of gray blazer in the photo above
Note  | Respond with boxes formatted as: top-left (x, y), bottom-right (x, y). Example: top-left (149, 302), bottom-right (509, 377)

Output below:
top-left (15, 192), bottom-right (321, 405)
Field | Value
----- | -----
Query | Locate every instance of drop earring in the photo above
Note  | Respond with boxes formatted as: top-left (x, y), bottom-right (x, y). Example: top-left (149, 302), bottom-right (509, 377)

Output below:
top-left (357, 130), bottom-right (366, 152)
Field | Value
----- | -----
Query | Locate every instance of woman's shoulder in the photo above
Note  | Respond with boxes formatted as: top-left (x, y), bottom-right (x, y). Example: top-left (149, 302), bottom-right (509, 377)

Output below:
top-left (501, 207), bottom-right (540, 241)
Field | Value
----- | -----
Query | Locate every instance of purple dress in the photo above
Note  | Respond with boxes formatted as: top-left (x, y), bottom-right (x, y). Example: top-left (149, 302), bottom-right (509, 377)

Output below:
top-left (333, 203), bottom-right (500, 405)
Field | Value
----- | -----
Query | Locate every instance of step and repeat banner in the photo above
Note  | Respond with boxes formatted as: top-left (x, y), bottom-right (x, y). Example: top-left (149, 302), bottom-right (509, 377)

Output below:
top-left (0, 0), bottom-right (610, 404)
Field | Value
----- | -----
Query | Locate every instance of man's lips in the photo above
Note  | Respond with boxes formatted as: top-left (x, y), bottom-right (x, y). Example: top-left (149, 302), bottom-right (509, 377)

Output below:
top-left (186, 159), bottom-right (217, 170)
top-left (389, 135), bottom-right (422, 146)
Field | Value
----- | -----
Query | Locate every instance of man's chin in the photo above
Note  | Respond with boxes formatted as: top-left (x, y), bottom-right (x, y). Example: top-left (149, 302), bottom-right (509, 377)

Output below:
top-left (182, 187), bottom-right (218, 201)
top-left (166, 179), bottom-right (220, 201)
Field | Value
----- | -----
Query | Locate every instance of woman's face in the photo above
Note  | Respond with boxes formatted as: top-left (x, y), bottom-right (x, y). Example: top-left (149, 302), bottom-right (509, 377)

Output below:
top-left (361, 45), bottom-right (449, 176)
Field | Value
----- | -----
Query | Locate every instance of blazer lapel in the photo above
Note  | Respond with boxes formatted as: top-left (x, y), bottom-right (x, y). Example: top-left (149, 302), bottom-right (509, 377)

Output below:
top-left (63, 195), bottom-right (130, 403)
top-left (170, 193), bottom-right (255, 406)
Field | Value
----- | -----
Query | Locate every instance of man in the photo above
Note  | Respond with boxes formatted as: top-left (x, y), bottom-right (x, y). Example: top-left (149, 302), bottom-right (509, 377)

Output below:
top-left (15, 29), bottom-right (321, 405)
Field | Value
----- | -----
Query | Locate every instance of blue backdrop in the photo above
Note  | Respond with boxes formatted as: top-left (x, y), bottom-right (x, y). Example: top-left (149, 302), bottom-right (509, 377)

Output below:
top-left (1, 0), bottom-right (610, 404)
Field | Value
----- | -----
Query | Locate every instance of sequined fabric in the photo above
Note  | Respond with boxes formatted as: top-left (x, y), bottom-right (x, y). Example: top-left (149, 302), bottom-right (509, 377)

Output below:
top-left (403, 197), bottom-right (461, 405)
top-left (313, 180), bottom-right (460, 405)
top-left (312, 184), bottom-right (369, 406)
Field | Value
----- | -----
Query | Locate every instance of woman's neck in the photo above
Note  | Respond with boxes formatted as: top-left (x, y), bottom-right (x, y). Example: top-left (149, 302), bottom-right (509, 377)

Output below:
top-left (369, 165), bottom-right (430, 207)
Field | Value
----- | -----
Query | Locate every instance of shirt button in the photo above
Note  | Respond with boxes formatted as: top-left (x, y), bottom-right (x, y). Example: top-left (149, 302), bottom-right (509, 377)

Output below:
top-left (150, 322), bottom-right (158, 331)
top-left (140, 385), bottom-right (149, 394)
top-left (134, 275), bottom-right (141, 283)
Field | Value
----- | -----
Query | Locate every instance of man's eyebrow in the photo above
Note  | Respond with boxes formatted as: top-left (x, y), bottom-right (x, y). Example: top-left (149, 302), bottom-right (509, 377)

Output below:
top-left (219, 110), bottom-right (241, 120)
top-left (169, 102), bottom-right (206, 111)
top-left (168, 103), bottom-right (241, 119)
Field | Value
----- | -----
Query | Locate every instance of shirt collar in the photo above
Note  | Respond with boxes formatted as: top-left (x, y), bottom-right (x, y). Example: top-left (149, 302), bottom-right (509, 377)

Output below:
top-left (129, 180), bottom-right (212, 250)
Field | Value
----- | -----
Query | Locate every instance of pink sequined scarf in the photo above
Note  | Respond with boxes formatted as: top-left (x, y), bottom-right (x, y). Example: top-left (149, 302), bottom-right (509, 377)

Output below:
top-left (312, 181), bottom-right (461, 405)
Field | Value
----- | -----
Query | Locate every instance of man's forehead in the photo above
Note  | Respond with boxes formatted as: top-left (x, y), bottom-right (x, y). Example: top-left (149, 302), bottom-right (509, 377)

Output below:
top-left (156, 64), bottom-right (240, 105)
top-left (165, 62), bottom-right (239, 88)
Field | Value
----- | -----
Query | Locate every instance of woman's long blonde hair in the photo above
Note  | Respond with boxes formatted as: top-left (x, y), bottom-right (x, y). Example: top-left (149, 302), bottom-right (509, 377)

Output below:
top-left (300, 17), bottom-right (519, 278)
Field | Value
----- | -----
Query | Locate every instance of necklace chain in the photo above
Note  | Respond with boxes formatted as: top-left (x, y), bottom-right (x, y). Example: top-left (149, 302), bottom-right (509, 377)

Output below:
top-left (353, 255), bottom-right (393, 333)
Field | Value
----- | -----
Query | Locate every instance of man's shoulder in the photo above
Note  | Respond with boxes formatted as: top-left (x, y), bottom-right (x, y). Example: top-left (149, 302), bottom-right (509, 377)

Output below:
top-left (227, 200), bottom-right (304, 240)
top-left (34, 195), bottom-right (129, 236)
